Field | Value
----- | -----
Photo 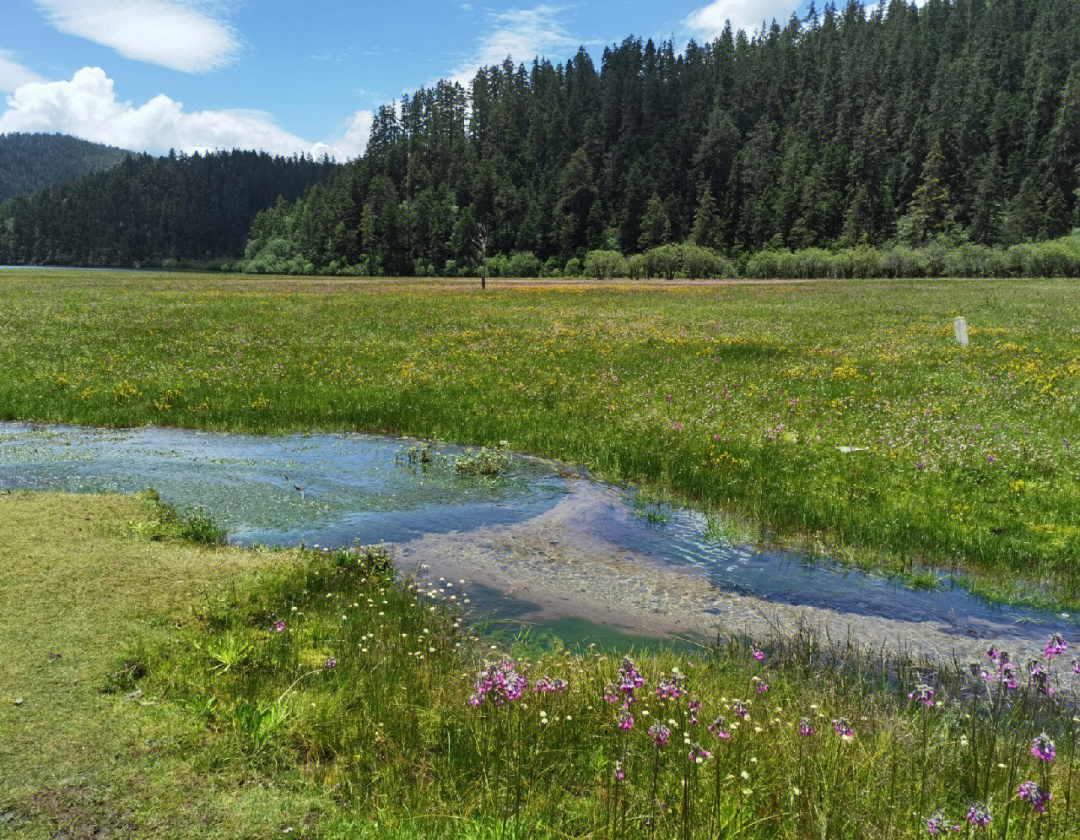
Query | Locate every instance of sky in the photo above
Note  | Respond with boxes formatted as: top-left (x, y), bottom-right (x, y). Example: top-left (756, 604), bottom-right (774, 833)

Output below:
top-left (0, 0), bottom-right (815, 160)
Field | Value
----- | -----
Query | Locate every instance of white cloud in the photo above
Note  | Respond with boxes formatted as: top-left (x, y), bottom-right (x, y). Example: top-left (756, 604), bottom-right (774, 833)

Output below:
top-left (34, 0), bottom-right (239, 73)
top-left (449, 5), bottom-right (577, 86)
top-left (328, 109), bottom-right (374, 160)
top-left (0, 67), bottom-right (319, 156)
top-left (0, 51), bottom-right (45, 93)
top-left (685, 0), bottom-right (798, 38)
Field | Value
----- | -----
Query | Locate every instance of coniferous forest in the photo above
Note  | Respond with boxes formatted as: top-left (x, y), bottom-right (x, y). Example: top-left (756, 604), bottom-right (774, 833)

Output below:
top-left (0, 150), bottom-right (335, 268)
top-left (0, 133), bottom-right (131, 203)
top-left (4, 0), bottom-right (1080, 275)
top-left (239, 0), bottom-right (1080, 277)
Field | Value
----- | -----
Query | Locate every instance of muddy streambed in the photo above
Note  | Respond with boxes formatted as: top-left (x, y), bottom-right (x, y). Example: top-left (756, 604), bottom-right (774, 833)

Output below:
top-left (0, 422), bottom-right (1074, 662)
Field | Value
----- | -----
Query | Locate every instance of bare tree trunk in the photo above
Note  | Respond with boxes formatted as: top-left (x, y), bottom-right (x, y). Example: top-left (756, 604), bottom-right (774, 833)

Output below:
top-left (474, 222), bottom-right (489, 291)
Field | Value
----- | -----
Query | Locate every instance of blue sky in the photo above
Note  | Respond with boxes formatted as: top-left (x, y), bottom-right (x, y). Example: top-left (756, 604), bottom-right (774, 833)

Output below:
top-left (0, 0), bottom-right (810, 158)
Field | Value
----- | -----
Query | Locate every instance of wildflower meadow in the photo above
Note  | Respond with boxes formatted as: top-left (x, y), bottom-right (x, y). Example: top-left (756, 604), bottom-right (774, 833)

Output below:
top-left (135, 543), bottom-right (1080, 838)
top-left (3, 270), bottom-right (1080, 838)
top-left (1, 270), bottom-right (1079, 606)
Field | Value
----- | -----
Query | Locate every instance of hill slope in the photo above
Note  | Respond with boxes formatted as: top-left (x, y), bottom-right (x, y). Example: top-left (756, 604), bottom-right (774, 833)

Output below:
top-left (0, 133), bottom-right (131, 202)
top-left (244, 0), bottom-right (1080, 276)
top-left (0, 149), bottom-right (337, 268)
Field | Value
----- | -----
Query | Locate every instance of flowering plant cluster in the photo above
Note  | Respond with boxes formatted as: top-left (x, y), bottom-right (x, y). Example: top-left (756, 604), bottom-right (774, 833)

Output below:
top-left (468, 659), bottom-right (528, 707)
top-left (1017, 780), bottom-right (1051, 813)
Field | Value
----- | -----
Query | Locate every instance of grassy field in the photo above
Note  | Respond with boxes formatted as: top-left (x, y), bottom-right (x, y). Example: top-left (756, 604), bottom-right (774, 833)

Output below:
top-left (2, 490), bottom-right (1078, 839)
top-left (1, 270), bottom-right (1078, 607)
top-left (0, 491), bottom-right (339, 838)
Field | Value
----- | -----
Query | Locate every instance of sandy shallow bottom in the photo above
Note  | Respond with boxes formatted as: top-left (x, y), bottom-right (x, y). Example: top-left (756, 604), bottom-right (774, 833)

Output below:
top-left (397, 480), bottom-right (1074, 666)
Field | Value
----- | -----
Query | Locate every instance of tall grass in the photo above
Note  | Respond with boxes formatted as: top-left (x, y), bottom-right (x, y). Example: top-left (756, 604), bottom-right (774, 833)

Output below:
top-left (139, 546), bottom-right (1080, 838)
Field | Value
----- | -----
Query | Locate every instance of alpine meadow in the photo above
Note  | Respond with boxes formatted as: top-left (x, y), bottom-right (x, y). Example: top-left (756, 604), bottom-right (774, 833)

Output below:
top-left (2, 0), bottom-right (1080, 838)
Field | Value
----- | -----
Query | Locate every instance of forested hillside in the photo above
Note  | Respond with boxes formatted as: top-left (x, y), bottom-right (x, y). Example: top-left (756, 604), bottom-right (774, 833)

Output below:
top-left (0, 133), bottom-right (131, 203)
top-left (0, 150), bottom-right (336, 268)
top-left (243, 0), bottom-right (1080, 276)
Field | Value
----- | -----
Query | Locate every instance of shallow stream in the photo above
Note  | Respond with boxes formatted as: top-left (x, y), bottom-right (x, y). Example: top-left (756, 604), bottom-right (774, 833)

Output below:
top-left (0, 422), bottom-right (1073, 660)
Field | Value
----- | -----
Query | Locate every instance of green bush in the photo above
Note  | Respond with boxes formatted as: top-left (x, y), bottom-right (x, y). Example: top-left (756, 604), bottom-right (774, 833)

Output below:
top-left (678, 243), bottom-right (733, 279)
top-left (583, 249), bottom-right (628, 279)
top-left (506, 250), bottom-right (541, 277)
top-left (644, 244), bottom-right (680, 279)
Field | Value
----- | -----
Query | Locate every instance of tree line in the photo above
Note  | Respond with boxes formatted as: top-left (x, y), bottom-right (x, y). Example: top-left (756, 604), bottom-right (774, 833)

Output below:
top-left (0, 133), bottom-right (131, 203)
top-left (241, 0), bottom-right (1080, 277)
top-left (3, 0), bottom-right (1080, 276)
top-left (0, 150), bottom-right (335, 268)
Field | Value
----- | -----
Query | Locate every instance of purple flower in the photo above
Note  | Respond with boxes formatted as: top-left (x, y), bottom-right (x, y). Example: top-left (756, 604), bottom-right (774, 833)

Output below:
top-left (617, 658), bottom-right (646, 702)
top-left (324, 656), bottom-right (337, 669)
top-left (986, 646), bottom-right (1001, 662)
top-left (688, 743), bottom-right (711, 763)
top-left (533, 676), bottom-right (567, 694)
top-left (752, 647), bottom-right (765, 662)
top-left (603, 682), bottom-right (620, 704)
top-left (1018, 781), bottom-right (1051, 813)
top-left (832, 718), bottom-right (854, 740)
top-left (1044, 633), bottom-right (1068, 659)
top-left (655, 674), bottom-right (685, 701)
top-left (908, 684), bottom-right (935, 708)
top-left (966, 802), bottom-right (992, 829)
top-left (926, 811), bottom-right (961, 835)
top-left (469, 659), bottom-right (528, 707)
top-left (614, 760), bottom-right (625, 781)
top-left (756, 682), bottom-right (770, 694)
top-left (649, 722), bottom-right (671, 747)
top-left (273, 621), bottom-right (286, 633)
top-left (799, 718), bottom-right (815, 736)
top-left (1032, 733), bottom-right (1056, 762)
top-left (708, 715), bottom-right (731, 740)
top-left (1072, 658), bottom-right (1079, 675)
top-left (1029, 662), bottom-right (1054, 696)
top-left (733, 700), bottom-right (749, 719)
top-left (617, 708), bottom-right (634, 731)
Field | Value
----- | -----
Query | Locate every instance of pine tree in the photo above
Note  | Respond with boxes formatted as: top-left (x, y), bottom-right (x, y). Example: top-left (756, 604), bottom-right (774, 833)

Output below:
top-left (691, 185), bottom-right (720, 247)
top-left (903, 140), bottom-right (952, 242)
top-left (638, 194), bottom-right (670, 251)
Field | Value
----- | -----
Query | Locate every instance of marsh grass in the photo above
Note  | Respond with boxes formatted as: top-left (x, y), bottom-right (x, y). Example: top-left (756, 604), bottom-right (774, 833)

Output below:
top-left (2, 272), bottom-right (1078, 608)
top-left (136, 543), bottom-right (1080, 838)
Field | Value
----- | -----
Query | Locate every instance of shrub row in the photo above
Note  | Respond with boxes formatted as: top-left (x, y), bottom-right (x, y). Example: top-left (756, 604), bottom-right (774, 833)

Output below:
top-left (240, 233), bottom-right (1080, 279)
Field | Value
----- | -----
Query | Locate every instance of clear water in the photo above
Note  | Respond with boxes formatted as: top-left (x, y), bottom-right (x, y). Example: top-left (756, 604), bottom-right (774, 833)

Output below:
top-left (0, 423), bottom-right (567, 546)
top-left (0, 422), bottom-right (1071, 643)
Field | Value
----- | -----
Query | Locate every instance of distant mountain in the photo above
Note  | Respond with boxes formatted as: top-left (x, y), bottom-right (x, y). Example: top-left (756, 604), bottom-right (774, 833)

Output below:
top-left (0, 133), bottom-right (132, 202)
top-left (0, 148), bottom-right (338, 268)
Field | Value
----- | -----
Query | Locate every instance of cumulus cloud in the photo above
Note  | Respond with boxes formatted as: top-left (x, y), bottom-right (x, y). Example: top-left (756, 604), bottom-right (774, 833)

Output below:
top-left (34, 0), bottom-right (239, 73)
top-left (449, 5), bottom-right (577, 86)
top-left (0, 51), bottom-right (45, 93)
top-left (0, 67), bottom-right (318, 156)
top-left (685, 0), bottom-right (798, 38)
top-left (328, 109), bottom-right (375, 160)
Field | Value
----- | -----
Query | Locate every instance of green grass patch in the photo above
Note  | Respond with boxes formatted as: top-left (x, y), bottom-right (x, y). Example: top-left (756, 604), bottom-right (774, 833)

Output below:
top-left (139, 530), bottom-right (1080, 838)
top-left (3, 489), bottom-right (1080, 838)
